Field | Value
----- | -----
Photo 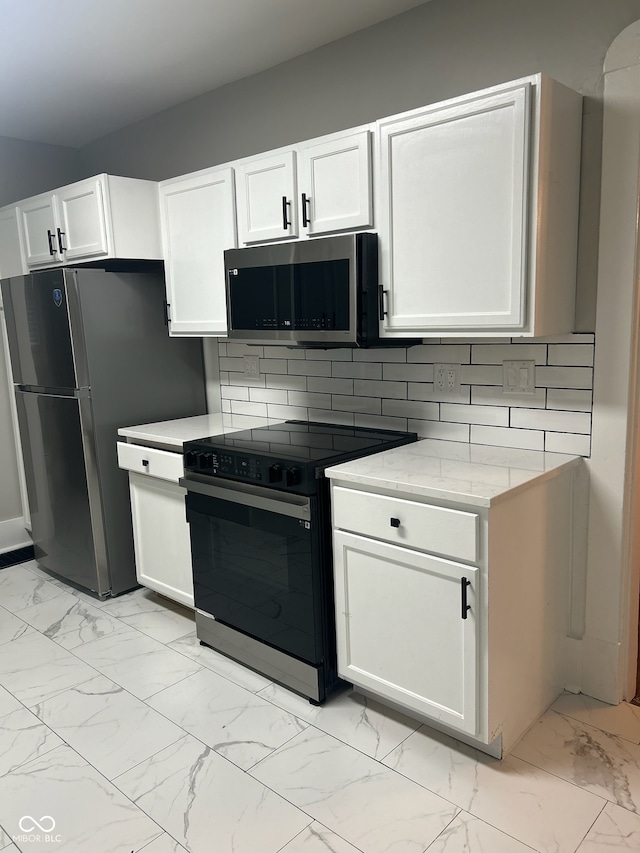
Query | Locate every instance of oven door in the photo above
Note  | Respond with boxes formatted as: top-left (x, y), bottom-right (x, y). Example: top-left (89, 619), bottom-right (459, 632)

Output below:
top-left (182, 475), bottom-right (325, 666)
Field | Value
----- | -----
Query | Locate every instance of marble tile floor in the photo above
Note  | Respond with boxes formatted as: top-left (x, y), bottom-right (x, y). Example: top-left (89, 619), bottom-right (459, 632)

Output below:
top-left (2, 561), bottom-right (640, 852)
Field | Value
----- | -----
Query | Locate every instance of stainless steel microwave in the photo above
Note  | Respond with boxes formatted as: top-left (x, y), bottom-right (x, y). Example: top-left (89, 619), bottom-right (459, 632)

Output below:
top-left (224, 233), bottom-right (387, 348)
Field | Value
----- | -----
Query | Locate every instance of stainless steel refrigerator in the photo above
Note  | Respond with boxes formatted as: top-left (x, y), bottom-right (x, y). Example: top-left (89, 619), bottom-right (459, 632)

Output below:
top-left (1, 267), bottom-right (206, 597)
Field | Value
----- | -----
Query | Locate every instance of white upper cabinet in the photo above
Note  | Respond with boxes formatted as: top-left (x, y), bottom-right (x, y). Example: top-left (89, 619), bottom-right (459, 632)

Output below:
top-left (235, 127), bottom-right (373, 245)
top-left (376, 75), bottom-right (582, 337)
top-left (0, 206), bottom-right (26, 279)
top-left (17, 175), bottom-right (162, 269)
top-left (159, 167), bottom-right (237, 336)
top-left (235, 151), bottom-right (298, 244)
top-left (19, 193), bottom-right (60, 267)
top-left (297, 130), bottom-right (372, 236)
top-left (56, 177), bottom-right (109, 261)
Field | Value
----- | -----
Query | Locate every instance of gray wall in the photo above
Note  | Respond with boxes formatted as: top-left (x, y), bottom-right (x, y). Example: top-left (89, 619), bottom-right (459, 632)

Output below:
top-left (0, 136), bottom-right (82, 207)
top-left (79, 0), bottom-right (640, 333)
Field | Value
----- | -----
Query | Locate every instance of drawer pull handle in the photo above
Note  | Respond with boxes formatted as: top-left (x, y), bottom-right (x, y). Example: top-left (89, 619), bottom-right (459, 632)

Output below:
top-left (142, 459), bottom-right (149, 468)
top-left (390, 517), bottom-right (401, 528)
top-left (461, 577), bottom-right (471, 620)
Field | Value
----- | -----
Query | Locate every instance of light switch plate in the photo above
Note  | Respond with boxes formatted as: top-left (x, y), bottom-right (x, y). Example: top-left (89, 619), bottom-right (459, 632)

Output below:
top-left (503, 360), bottom-right (535, 395)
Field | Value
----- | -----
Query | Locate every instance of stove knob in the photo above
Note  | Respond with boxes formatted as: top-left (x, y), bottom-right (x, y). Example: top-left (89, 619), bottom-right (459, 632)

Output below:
top-left (268, 464), bottom-right (283, 483)
top-left (285, 467), bottom-right (301, 487)
top-left (185, 450), bottom-right (199, 468)
top-left (198, 452), bottom-right (212, 470)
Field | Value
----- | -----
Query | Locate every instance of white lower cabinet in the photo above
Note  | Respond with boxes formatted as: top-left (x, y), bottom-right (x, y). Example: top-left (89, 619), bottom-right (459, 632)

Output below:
top-left (334, 530), bottom-right (478, 734)
top-left (117, 441), bottom-right (193, 607)
top-left (330, 463), bottom-right (580, 756)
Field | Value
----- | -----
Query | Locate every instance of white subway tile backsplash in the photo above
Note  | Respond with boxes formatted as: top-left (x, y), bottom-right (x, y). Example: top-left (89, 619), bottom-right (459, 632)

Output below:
top-left (471, 344), bottom-right (547, 364)
top-left (471, 425), bottom-right (545, 451)
top-left (460, 365), bottom-right (503, 385)
top-left (546, 388), bottom-right (593, 412)
top-left (249, 388), bottom-right (289, 405)
top-left (408, 383), bottom-right (472, 404)
top-left (409, 420), bottom-right (470, 441)
top-left (548, 344), bottom-right (595, 366)
top-left (226, 343), bottom-right (264, 357)
top-left (354, 379), bottom-right (407, 399)
top-left (218, 338), bottom-right (595, 457)
top-left (267, 403), bottom-right (309, 420)
top-left (353, 348), bottom-right (407, 362)
top-left (308, 376), bottom-right (354, 395)
top-left (259, 358), bottom-right (288, 374)
top-left (219, 357), bottom-right (244, 372)
top-left (288, 391), bottom-right (332, 408)
top-left (545, 432), bottom-right (592, 455)
top-left (332, 362), bottom-right (382, 380)
top-left (536, 366), bottom-right (593, 389)
top-left (308, 408), bottom-right (355, 426)
top-left (440, 403), bottom-right (509, 426)
top-left (288, 360), bottom-right (332, 377)
top-left (332, 395), bottom-right (382, 414)
top-left (305, 348), bottom-right (353, 361)
top-left (264, 373), bottom-right (307, 391)
top-left (471, 385), bottom-right (546, 408)
top-left (354, 413), bottom-right (409, 431)
top-left (510, 408), bottom-right (591, 434)
top-left (231, 400), bottom-right (268, 418)
top-left (382, 399), bottom-right (439, 420)
top-left (221, 385), bottom-right (249, 401)
top-left (383, 363), bottom-right (434, 382)
top-left (407, 344), bottom-right (471, 363)
top-left (263, 346), bottom-right (306, 359)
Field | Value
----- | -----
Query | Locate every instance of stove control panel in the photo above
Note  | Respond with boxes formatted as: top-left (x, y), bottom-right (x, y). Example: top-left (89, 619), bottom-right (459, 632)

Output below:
top-left (184, 445), bottom-right (311, 494)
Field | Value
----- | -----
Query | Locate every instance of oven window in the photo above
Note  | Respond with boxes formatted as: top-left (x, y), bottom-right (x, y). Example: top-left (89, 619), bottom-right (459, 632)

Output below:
top-left (187, 492), bottom-right (323, 665)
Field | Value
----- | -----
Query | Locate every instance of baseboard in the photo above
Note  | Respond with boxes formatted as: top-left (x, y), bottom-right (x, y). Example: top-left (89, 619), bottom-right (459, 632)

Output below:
top-left (0, 516), bottom-right (31, 555)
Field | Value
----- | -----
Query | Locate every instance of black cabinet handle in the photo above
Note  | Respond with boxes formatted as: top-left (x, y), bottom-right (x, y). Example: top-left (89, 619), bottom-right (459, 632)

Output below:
top-left (141, 459), bottom-right (149, 468)
top-left (163, 300), bottom-right (170, 326)
top-left (47, 230), bottom-right (56, 256)
top-left (378, 286), bottom-right (388, 320)
top-left (390, 517), bottom-right (401, 528)
top-left (301, 193), bottom-right (311, 227)
top-left (461, 577), bottom-right (471, 620)
top-left (282, 196), bottom-right (291, 230)
top-left (57, 228), bottom-right (66, 253)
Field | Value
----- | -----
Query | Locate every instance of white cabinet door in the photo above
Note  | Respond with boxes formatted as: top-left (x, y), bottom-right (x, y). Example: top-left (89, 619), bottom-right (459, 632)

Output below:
top-left (0, 206), bottom-right (25, 278)
top-left (160, 168), bottom-right (237, 336)
top-left (235, 151), bottom-right (298, 244)
top-left (298, 130), bottom-right (372, 235)
top-left (55, 177), bottom-right (109, 261)
top-left (128, 472), bottom-right (194, 607)
top-left (333, 530), bottom-right (478, 735)
top-left (377, 84), bottom-right (530, 333)
top-left (19, 194), bottom-right (60, 267)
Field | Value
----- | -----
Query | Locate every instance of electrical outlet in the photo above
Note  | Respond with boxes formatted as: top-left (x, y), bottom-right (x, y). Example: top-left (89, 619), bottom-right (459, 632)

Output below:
top-left (243, 355), bottom-right (260, 379)
top-left (434, 363), bottom-right (461, 397)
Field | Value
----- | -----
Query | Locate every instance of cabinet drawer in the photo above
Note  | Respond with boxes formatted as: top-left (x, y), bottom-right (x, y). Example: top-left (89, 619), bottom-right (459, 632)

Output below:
top-left (117, 441), bottom-right (183, 483)
top-left (331, 486), bottom-right (478, 563)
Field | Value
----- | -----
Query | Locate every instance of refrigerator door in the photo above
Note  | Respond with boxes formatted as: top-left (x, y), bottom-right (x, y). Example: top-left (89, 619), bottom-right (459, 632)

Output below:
top-left (1, 269), bottom-right (86, 390)
top-left (15, 388), bottom-right (109, 595)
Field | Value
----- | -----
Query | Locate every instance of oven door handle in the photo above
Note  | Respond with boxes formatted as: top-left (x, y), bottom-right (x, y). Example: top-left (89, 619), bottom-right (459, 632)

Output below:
top-left (179, 475), bottom-right (311, 521)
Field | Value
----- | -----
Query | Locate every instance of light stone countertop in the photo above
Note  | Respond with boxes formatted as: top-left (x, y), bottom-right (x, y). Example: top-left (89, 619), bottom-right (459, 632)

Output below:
top-left (117, 414), bottom-right (236, 450)
top-left (325, 438), bottom-right (581, 507)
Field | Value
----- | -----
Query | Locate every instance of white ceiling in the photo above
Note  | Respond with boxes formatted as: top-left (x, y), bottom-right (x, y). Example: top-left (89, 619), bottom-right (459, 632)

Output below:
top-left (0, 0), bottom-right (430, 149)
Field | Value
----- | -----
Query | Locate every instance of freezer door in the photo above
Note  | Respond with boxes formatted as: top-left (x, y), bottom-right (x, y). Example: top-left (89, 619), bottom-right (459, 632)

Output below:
top-left (1, 270), bottom-right (81, 390)
top-left (15, 389), bottom-right (110, 595)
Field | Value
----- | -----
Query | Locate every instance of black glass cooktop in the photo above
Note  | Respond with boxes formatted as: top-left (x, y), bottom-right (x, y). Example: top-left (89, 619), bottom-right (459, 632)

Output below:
top-left (189, 420), bottom-right (416, 463)
top-left (183, 421), bottom-right (418, 494)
